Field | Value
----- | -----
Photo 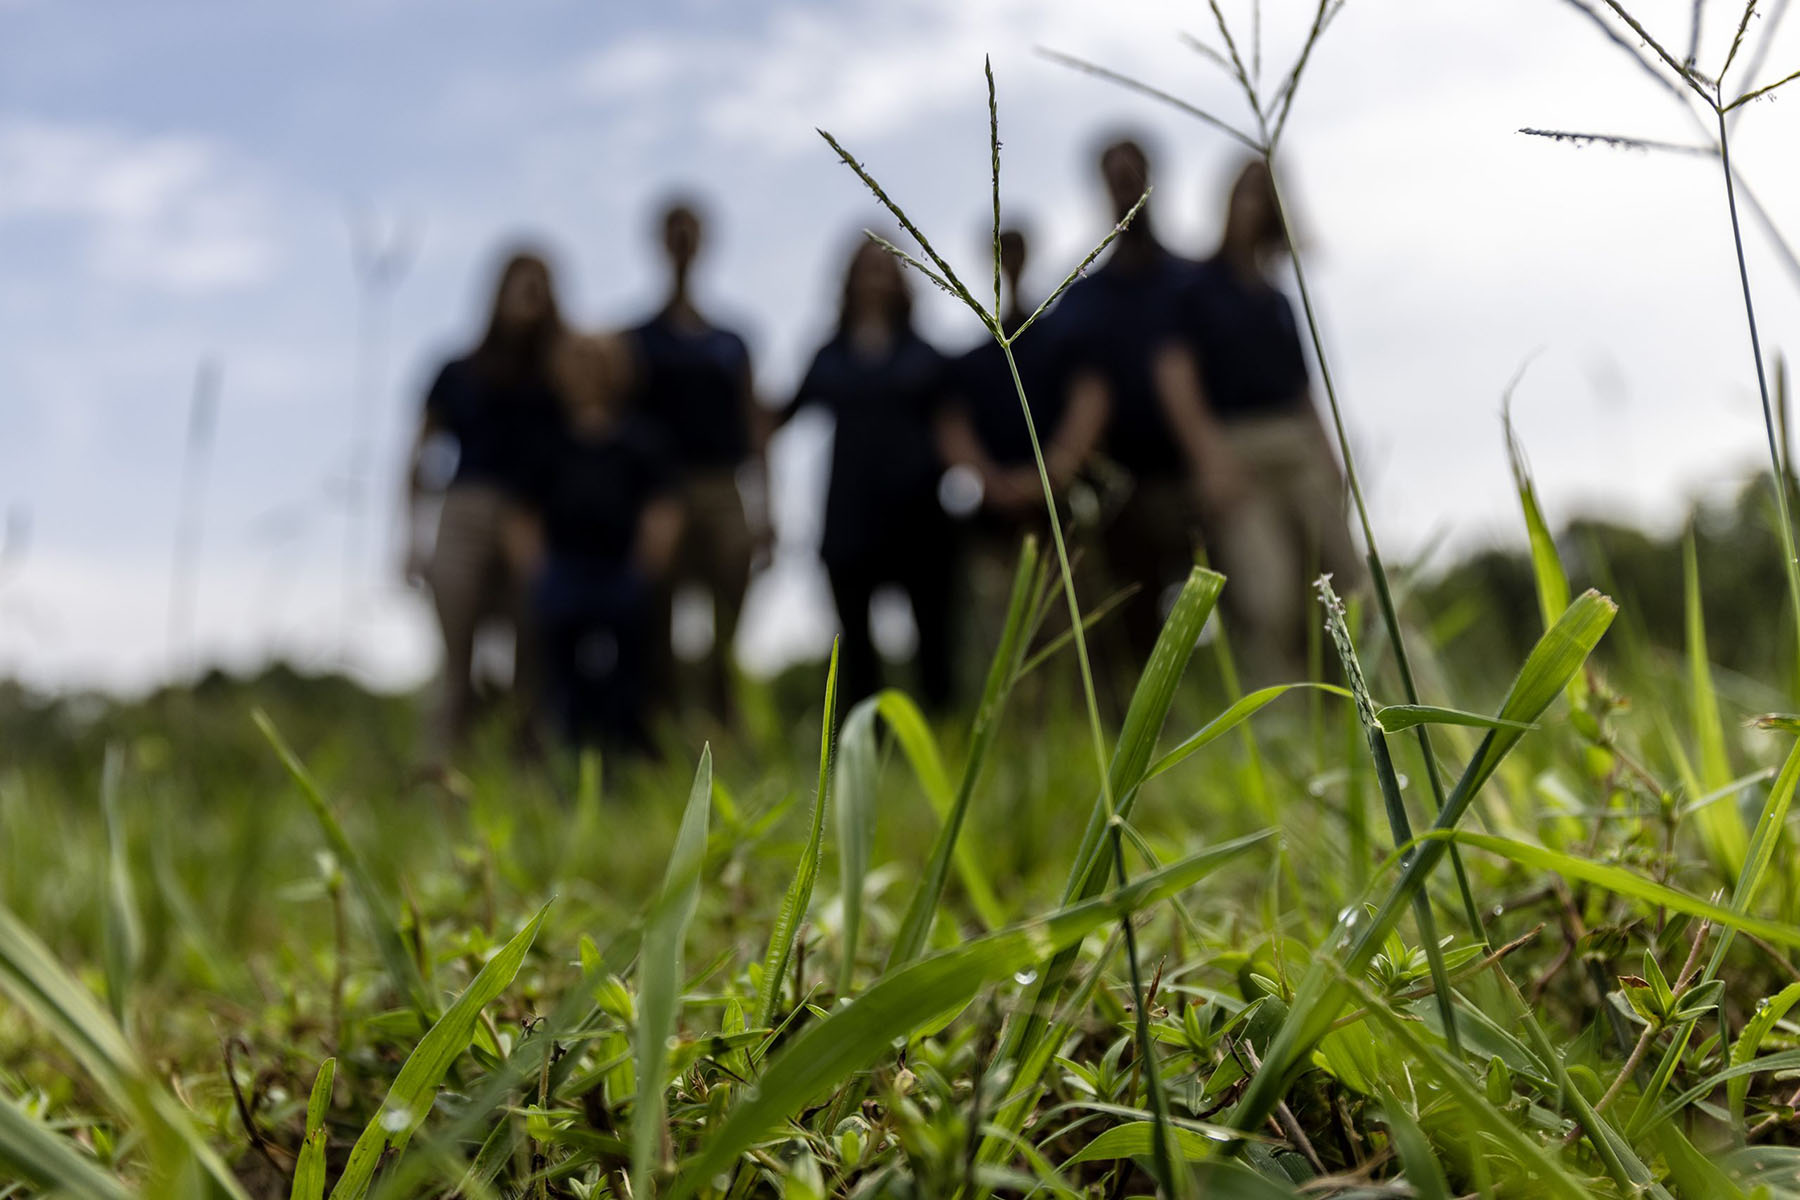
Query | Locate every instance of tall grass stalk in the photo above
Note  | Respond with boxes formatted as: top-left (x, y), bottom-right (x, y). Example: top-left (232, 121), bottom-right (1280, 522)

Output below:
top-left (1527, 6), bottom-right (1800, 1139)
top-left (821, 59), bottom-right (1193, 1194)
top-left (340, 213), bottom-right (412, 663)
top-left (1715, 98), bottom-right (1800, 690)
top-left (1542, 2), bottom-right (1800, 692)
top-left (1047, 2), bottom-right (1493, 956)
top-left (168, 359), bottom-right (220, 685)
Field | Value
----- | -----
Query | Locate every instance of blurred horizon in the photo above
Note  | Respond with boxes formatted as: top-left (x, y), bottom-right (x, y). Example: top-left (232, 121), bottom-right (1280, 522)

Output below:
top-left (3, 0), bottom-right (1799, 696)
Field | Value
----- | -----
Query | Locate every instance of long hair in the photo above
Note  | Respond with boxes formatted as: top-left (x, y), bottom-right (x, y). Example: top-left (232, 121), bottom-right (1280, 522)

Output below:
top-left (835, 238), bottom-right (913, 339)
top-left (472, 250), bottom-right (564, 388)
top-left (1218, 160), bottom-right (1287, 260)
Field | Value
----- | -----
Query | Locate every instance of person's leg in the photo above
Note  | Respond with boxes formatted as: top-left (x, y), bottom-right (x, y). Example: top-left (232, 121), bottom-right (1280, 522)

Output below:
top-left (646, 483), bottom-right (695, 719)
top-left (826, 561), bottom-right (880, 707)
top-left (424, 486), bottom-right (503, 767)
top-left (1130, 478), bottom-right (1203, 644)
top-left (1213, 422), bottom-right (1312, 684)
top-left (695, 471), bottom-right (752, 723)
top-left (1218, 490), bottom-right (1303, 684)
top-left (1285, 416), bottom-right (1364, 591)
top-left (1102, 485), bottom-right (1167, 665)
top-left (901, 537), bottom-right (958, 710)
top-left (497, 503), bottom-right (549, 757)
top-left (533, 564), bottom-right (582, 748)
top-left (607, 570), bottom-right (656, 754)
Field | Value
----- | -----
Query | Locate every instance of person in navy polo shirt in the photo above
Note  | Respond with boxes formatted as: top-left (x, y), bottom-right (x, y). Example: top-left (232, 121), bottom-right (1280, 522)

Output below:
top-left (626, 200), bottom-right (768, 726)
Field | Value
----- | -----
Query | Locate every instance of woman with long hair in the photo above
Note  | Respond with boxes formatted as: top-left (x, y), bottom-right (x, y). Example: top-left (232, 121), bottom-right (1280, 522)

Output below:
top-left (1157, 159), bottom-right (1360, 683)
top-left (405, 248), bottom-right (568, 767)
top-left (781, 239), bottom-right (957, 708)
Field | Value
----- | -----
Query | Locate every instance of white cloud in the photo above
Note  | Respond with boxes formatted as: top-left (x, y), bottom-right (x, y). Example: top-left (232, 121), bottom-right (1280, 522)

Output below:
top-left (0, 117), bottom-right (281, 292)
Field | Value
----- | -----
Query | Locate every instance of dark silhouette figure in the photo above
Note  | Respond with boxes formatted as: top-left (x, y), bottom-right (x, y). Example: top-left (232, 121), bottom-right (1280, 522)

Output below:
top-left (938, 228), bottom-right (1109, 647)
top-left (939, 228), bottom-right (1106, 523)
top-left (626, 201), bottom-right (767, 725)
top-left (782, 240), bottom-right (956, 709)
top-left (1054, 138), bottom-right (1218, 659)
top-left (1158, 159), bottom-right (1359, 682)
top-left (533, 334), bottom-right (683, 752)
top-left (406, 249), bottom-right (568, 767)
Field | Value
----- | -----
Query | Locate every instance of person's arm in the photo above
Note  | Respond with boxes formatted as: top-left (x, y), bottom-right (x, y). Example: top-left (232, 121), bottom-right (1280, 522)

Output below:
top-left (1153, 340), bottom-right (1247, 510)
top-left (1040, 368), bottom-right (1110, 493)
top-left (773, 346), bottom-right (833, 430)
top-left (403, 367), bottom-right (455, 585)
top-left (933, 399), bottom-right (1030, 516)
top-left (737, 349), bottom-right (776, 560)
top-left (401, 416), bottom-right (436, 585)
top-left (498, 504), bottom-right (545, 580)
top-left (634, 497), bottom-right (684, 579)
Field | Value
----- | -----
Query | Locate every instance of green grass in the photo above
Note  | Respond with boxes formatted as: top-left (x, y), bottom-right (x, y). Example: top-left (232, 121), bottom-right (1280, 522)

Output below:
top-left (5, 481), bottom-right (1800, 1198)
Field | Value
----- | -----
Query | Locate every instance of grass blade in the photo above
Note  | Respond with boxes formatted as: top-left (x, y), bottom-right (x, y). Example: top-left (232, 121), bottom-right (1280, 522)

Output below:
top-left (1341, 972), bottom-right (1593, 1200)
top-left (889, 536), bottom-right (1041, 966)
top-left (1375, 1090), bottom-right (1451, 1200)
top-left (0, 899), bottom-right (249, 1197)
top-left (330, 902), bottom-right (550, 1200)
top-left (1629, 736), bottom-right (1800, 1137)
top-left (98, 743), bottom-right (141, 1027)
top-left (1064, 1120), bottom-right (1230, 1166)
top-left (0, 1093), bottom-right (132, 1200)
top-left (1060, 568), bottom-right (1227, 908)
top-left (668, 831), bottom-right (1272, 1199)
top-left (1643, 1047), bottom-right (1800, 1129)
top-left (1729, 979), bottom-right (1800, 1125)
top-left (1686, 531), bottom-right (1749, 872)
top-left (981, 567), bottom-right (1225, 1169)
top-left (1373, 704), bottom-right (1535, 734)
top-left (755, 646), bottom-right (838, 1030)
top-left (835, 694), bottom-right (881, 995)
top-left (873, 689), bottom-right (1007, 932)
top-left (1318, 576), bottom-right (1463, 1055)
top-left (291, 1057), bottom-right (336, 1200)
top-left (633, 746), bottom-right (716, 1196)
top-left (1504, 399), bottom-right (1571, 628)
top-left (1144, 682), bottom-right (1349, 781)
top-left (1446, 829), bottom-right (1800, 949)
top-left (1228, 591), bottom-right (1616, 1140)
top-left (256, 708), bottom-right (435, 1019)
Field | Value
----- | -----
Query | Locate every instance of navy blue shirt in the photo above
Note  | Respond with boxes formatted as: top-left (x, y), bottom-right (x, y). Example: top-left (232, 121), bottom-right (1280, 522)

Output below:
top-left (788, 330), bottom-right (949, 568)
top-left (540, 418), bottom-right (677, 565)
top-left (628, 313), bottom-right (753, 472)
top-left (1175, 257), bottom-right (1309, 422)
top-left (424, 356), bottom-right (566, 500)
top-left (946, 318), bottom-right (1061, 469)
top-left (1052, 244), bottom-right (1194, 479)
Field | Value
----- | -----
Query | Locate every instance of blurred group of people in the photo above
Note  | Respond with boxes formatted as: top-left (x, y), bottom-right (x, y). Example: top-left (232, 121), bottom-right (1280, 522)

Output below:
top-left (404, 138), bottom-right (1359, 768)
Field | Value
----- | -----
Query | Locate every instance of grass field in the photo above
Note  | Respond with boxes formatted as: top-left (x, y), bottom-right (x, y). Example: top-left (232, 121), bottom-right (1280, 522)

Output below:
top-left (5, 470), bottom-right (1800, 1199)
top-left (10, 3), bottom-right (1800, 1196)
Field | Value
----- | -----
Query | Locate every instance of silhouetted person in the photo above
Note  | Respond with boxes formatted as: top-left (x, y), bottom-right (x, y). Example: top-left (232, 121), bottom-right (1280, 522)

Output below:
top-left (1054, 138), bottom-right (1218, 660)
top-left (939, 229), bottom-right (1109, 522)
top-left (782, 240), bottom-right (956, 709)
top-left (938, 228), bottom-right (1108, 641)
top-left (534, 334), bottom-right (683, 752)
top-left (406, 249), bottom-right (568, 768)
top-left (627, 201), bottom-right (767, 724)
top-left (1158, 159), bottom-right (1359, 683)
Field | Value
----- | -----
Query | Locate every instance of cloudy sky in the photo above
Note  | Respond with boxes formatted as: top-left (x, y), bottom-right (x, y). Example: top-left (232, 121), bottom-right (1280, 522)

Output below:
top-left (2, 0), bottom-right (1797, 694)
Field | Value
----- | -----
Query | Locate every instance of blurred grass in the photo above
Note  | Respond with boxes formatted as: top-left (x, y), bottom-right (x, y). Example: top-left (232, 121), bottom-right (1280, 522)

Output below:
top-left (3, 475), bottom-right (1800, 1196)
